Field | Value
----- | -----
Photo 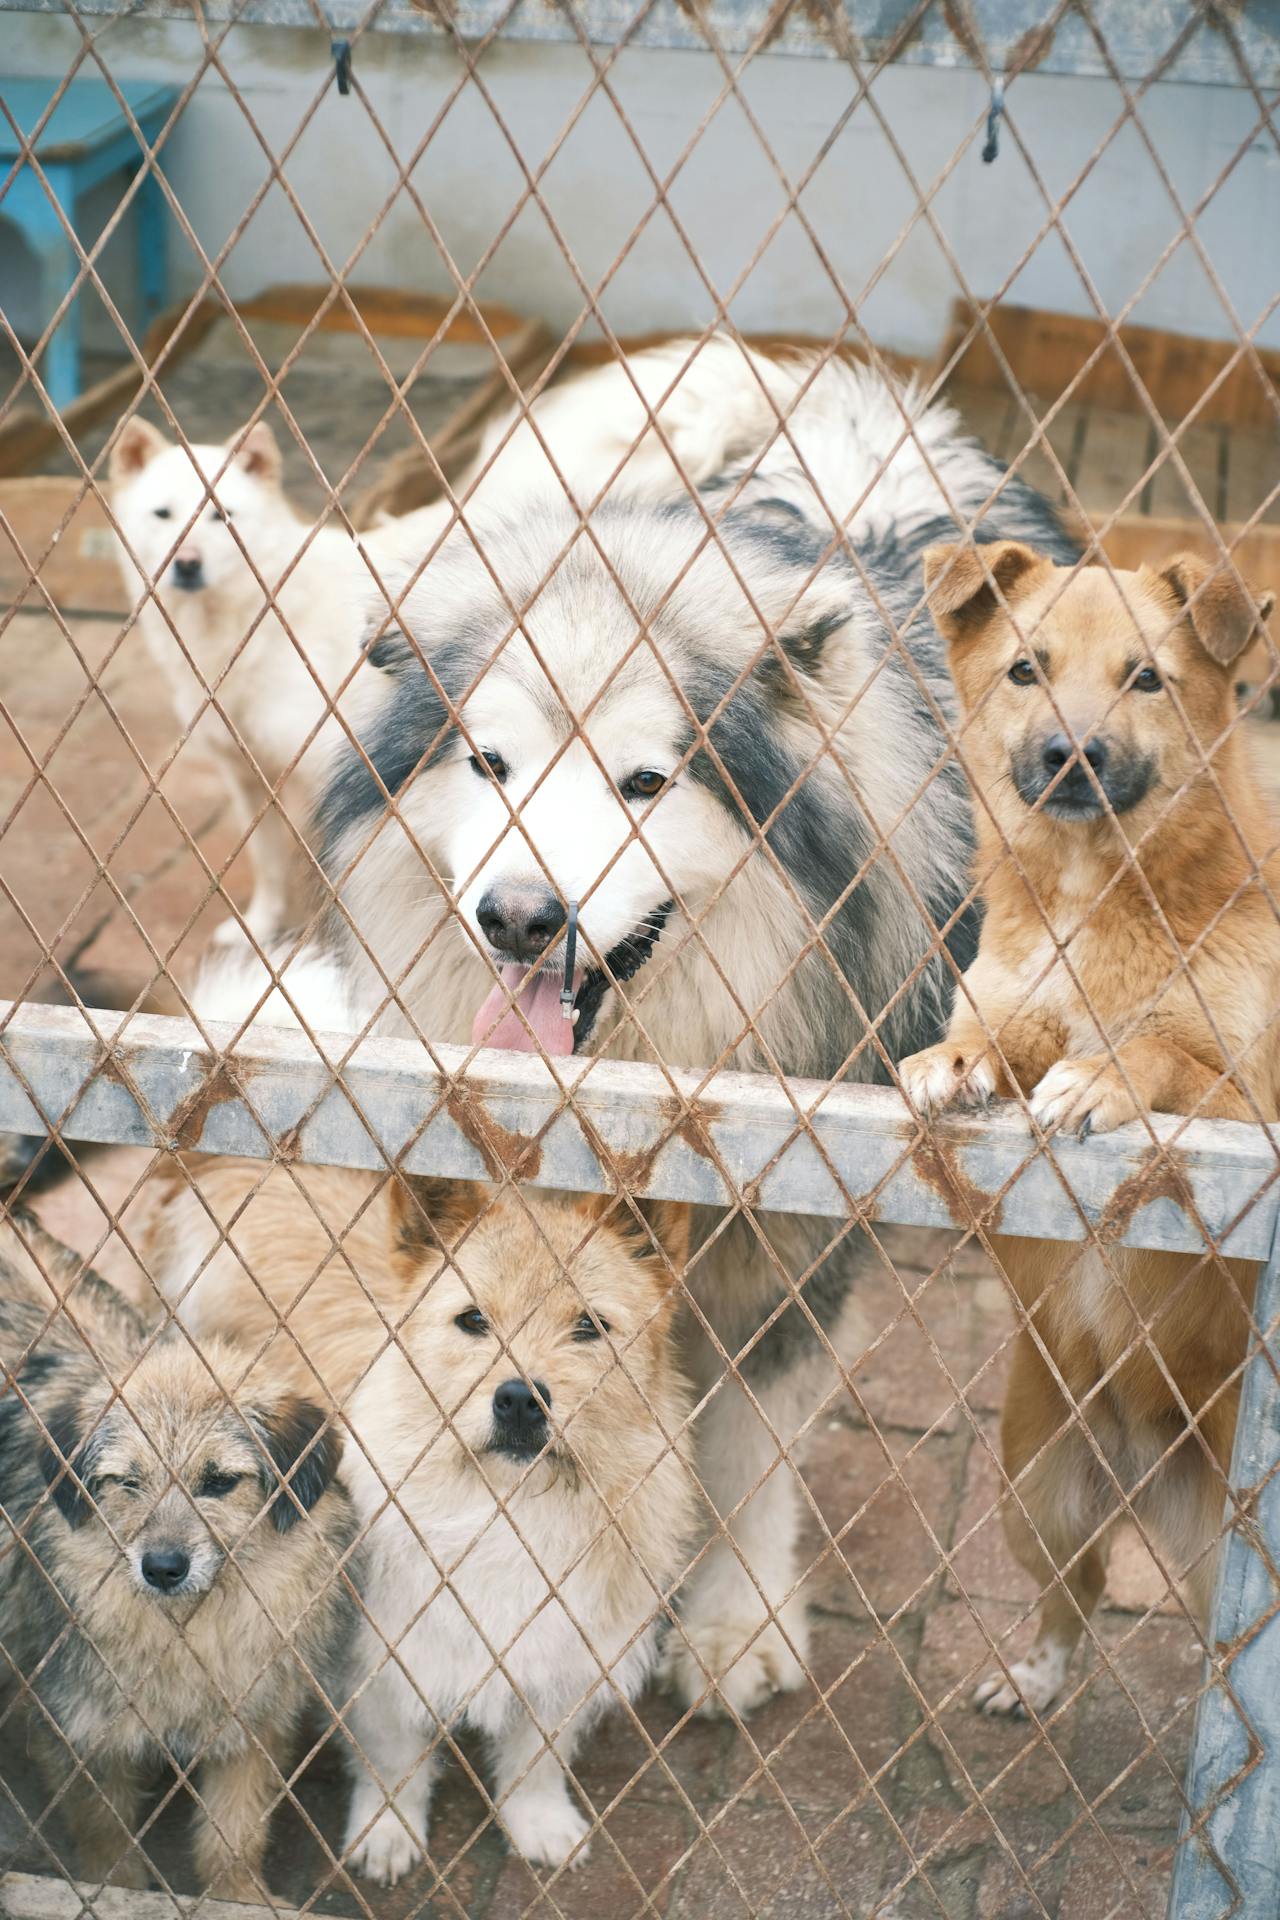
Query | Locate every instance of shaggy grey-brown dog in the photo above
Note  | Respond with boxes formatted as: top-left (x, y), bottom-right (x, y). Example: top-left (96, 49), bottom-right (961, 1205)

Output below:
top-left (0, 1215), bottom-right (357, 1899)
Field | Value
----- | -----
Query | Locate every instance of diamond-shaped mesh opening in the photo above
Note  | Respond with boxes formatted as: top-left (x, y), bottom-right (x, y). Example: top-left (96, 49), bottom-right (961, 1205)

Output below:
top-left (2, 4), bottom-right (1279, 1917)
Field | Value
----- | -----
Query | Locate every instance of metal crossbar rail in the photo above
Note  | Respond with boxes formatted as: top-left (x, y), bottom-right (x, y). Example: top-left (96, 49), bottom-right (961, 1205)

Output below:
top-left (2, 998), bottom-right (1279, 1258)
top-left (4, 1000), bottom-right (1279, 1918)
top-left (2, 0), bottom-right (1278, 86)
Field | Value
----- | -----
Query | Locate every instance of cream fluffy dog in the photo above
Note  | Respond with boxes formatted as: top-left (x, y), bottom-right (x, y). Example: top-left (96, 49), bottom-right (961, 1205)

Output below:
top-left (139, 1157), bottom-right (696, 1880)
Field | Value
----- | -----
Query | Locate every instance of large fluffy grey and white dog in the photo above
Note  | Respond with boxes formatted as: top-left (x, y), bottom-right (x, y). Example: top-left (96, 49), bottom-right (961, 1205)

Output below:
top-left (309, 338), bottom-right (1077, 1715)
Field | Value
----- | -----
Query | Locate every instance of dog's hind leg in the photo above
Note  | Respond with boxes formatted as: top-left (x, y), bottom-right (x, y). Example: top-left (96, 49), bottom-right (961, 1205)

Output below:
top-left (663, 1356), bottom-right (814, 1719)
top-left (973, 1330), bottom-right (1110, 1718)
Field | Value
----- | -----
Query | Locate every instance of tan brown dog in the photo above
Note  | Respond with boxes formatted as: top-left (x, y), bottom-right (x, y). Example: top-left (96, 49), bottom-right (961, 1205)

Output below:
top-left (139, 1160), bottom-right (697, 1875)
top-left (0, 1214), bottom-right (356, 1899)
top-left (899, 544), bottom-right (1279, 1715)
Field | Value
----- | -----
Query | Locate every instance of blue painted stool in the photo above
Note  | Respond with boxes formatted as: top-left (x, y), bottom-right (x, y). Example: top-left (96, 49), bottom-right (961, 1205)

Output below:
top-left (0, 79), bottom-right (179, 411)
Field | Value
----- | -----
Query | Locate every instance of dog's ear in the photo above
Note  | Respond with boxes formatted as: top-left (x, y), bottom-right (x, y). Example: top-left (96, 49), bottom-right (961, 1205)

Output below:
top-left (232, 421), bottom-right (282, 486)
top-left (582, 1194), bottom-right (691, 1278)
top-left (249, 1396), bottom-right (342, 1532)
top-left (389, 1174), bottom-right (485, 1276)
top-left (38, 1399), bottom-right (94, 1527)
top-left (756, 575), bottom-right (851, 689)
top-left (109, 417), bottom-right (167, 486)
top-left (924, 541), bottom-right (1050, 643)
top-left (1150, 553), bottom-right (1276, 666)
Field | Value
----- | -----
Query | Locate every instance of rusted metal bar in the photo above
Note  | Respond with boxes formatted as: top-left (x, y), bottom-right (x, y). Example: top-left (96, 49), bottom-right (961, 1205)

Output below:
top-left (1, 998), bottom-right (1276, 1258)
top-left (1168, 1208), bottom-right (1280, 1920)
top-left (0, 0), bottom-right (1274, 87)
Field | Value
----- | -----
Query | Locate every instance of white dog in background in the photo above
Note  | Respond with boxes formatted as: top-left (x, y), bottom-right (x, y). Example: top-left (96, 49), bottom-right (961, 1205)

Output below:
top-left (107, 350), bottom-right (803, 951)
top-left (110, 418), bottom-right (418, 945)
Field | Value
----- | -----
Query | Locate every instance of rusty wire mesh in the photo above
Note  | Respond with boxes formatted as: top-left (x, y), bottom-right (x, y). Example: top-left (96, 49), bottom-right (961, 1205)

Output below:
top-left (1, 2), bottom-right (1278, 1916)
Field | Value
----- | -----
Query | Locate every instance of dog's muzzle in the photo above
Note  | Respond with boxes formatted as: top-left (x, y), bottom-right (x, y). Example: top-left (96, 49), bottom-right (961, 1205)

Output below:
top-left (1012, 733), bottom-right (1154, 820)
top-left (471, 902), bottom-right (672, 1057)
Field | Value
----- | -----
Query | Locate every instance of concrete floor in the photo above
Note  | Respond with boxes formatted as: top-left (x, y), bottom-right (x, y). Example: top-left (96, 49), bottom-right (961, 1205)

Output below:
top-left (2, 457), bottom-right (1279, 1917)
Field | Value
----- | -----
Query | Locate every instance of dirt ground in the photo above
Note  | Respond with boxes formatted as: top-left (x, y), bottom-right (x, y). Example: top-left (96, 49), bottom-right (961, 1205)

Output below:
top-left (3, 453), bottom-right (1279, 1918)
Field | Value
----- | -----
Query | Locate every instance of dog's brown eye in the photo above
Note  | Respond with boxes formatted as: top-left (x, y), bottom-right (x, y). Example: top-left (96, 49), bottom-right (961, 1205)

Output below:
top-left (455, 1307), bottom-right (489, 1336)
top-left (622, 769), bottom-right (666, 802)
top-left (1007, 659), bottom-right (1037, 686)
top-left (153, 507), bottom-right (171, 521)
top-left (469, 751), bottom-right (508, 784)
top-left (198, 1468), bottom-right (242, 1498)
top-left (572, 1312), bottom-right (610, 1342)
top-left (211, 508), bottom-right (231, 524)
top-left (1132, 665), bottom-right (1162, 693)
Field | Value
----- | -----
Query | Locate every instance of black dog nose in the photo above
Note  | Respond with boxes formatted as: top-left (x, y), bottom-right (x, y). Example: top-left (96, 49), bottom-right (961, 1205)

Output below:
top-left (477, 891), bottom-right (566, 963)
top-left (1042, 732), bottom-right (1108, 778)
top-left (141, 1547), bottom-right (190, 1591)
top-left (172, 556), bottom-right (203, 589)
top-left (492, 1379), bottom-right (550, 1430)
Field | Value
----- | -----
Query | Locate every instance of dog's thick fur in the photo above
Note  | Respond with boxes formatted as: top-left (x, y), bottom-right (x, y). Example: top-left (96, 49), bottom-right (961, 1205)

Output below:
top-left (309, 338), bottom-right (1078, 1712)
top-left (110, 417), bottom-right (424, 943)
top-left (0, 1213), bottom-right (356, 1897)
top-left (138, 1158), bottom-right (695, 1878)
top-left (900, 543), bottom-right (1279, 1714)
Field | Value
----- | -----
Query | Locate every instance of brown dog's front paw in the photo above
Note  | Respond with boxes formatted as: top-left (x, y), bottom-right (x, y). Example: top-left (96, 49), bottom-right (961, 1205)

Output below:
top-left (900, 1043), bottom-right (997, 1117)
top-left (1030, 1056), bottom-right (1142, 1137)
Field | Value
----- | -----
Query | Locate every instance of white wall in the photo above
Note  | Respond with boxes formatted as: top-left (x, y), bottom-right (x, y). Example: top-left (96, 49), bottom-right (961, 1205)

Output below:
top-left (2, 10), bottom-right (1277, 362)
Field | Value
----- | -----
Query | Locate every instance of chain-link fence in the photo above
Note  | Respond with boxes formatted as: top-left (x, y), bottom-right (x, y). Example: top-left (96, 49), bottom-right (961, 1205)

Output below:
top-left (1, 4), bottom-right (1278, 1917)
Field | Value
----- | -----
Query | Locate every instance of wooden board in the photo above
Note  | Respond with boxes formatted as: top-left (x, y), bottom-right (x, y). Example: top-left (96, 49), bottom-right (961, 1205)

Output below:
top-left (0, 298), bottom-right (221, 480)
top-left (941, 298), bottom-right (1280, 431)
top-left (0, 476), bottom-right (127, 615)
top-left (234, 283), bottom-right (530, 346)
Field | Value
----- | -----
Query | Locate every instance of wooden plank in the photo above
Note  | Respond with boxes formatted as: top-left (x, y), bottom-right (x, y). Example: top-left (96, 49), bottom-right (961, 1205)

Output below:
top-left (0, 475), bottom-right (126, 614)
top-left (1073, 404), bottom-right (1149, 518)
top-left (1, 998), bottom-right (1278, 1260)
top-left (1000, 394), bottom-right (1081, 506)
top-left (1146, 421), bottom-right (1227, 524)
top-left (948, 382), bottom-right (1017, 461)
top-left (1, 1869), bottom-right (303, 1918)
top-left (235, 282), bottom-right (528, 346)
top-left (1224, 425), bottom-right (1280, 529)
top-left (943, 299), bottom-right (1280, 429)
top-left (0, 297), bottom-right (221, 479)
top-left (348, 318), bottom-right (556, 528)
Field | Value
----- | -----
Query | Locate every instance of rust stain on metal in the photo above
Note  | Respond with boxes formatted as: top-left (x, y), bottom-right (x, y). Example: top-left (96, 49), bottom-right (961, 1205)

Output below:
top-left (1007, 20), bottom-right (1057, 75)
top-left (1097, 1148), bottom-right (1192, 1244)
top-left (170, 1057), bottom-right (252, 1151)
top-left (445, 1087), bottom-right (542, 1181)
top-left (911, 1129), bottom-right (1004, 1234)
top-left (667, 1094), bottom-right (722, 1168)
top-left (941, 0), bottom-right (982, 62)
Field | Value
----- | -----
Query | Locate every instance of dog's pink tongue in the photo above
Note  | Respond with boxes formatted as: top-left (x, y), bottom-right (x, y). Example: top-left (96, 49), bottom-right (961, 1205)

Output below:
top-left (473, 965), bottom-right (575, 1057)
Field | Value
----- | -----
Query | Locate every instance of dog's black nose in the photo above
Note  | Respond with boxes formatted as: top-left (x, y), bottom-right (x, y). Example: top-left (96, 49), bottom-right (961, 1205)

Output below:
top-left (492, 1378), bottom-right (550, 1442)
top-left (172, 556), bottom-right (204, 591)
top-left (1042, 732), bottom-right (1108, 778)
top-left (477, 891), bottom-right (566, 963)
top-left (141, 1546), bottom-right (190, 1592)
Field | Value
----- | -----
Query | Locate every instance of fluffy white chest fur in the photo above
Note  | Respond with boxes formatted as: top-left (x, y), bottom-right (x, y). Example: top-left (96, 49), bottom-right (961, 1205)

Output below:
top-left (339, 1352), bottom-right (673, 1884)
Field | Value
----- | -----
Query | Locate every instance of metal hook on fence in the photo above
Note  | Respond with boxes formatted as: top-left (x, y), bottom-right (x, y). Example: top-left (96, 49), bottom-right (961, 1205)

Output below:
top-left (982, 78), bottom-right (1005, 163)
top-left (561, 900), bottom-right (579, 1024)
top-left (332, 39), bottom-right (352, 97)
